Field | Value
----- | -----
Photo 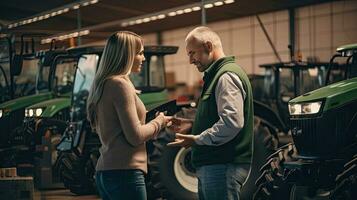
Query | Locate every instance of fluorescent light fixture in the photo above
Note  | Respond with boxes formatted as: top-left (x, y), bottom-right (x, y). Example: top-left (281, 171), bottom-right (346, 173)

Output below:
top-left (157, 14), bottom-right (166, 19)
top-left (176, 10), bottom-right (184, 15)
top-left (204, 4), bottom-right (214, 8)
top-left (224, 0), bottom-right (235, 4)
top-left (192, 6), bottom-right (201, 11)
top-left (119, 0), bottom-right (235, 27)
top-left (6, 0), bottom-right (99, 29)
top-left (184, 8), bottom-right (193, 13)
top-left (40, 0), bottom-right (235, 43)
top-left (168, 12), bottom-right (176, 16)
top-left (214, 1), bottom-right (224, 6)
top-left (41, 29), bottom-right (90, 44)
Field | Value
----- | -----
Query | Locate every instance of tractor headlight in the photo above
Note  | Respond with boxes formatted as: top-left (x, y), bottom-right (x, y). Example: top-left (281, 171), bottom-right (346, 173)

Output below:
top-left (289, 101), bottom-right (322, 115)
top-left (25, 108), bottom-right (44, 117)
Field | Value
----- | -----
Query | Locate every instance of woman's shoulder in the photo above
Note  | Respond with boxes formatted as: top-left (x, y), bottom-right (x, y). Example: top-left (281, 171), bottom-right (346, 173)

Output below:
top-left (106, 76), bottom-right (133, 92)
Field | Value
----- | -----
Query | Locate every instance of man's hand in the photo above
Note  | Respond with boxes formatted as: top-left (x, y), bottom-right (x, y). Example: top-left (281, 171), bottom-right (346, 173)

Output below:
top-left (167, 133), bottom-right (199, 148)
top-left (167, 117), bottom-right (193, 134)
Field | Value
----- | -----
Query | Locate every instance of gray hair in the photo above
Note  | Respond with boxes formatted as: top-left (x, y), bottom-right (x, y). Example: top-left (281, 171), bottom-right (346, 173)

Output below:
top-left (185, 26), bottom-right (222, 49)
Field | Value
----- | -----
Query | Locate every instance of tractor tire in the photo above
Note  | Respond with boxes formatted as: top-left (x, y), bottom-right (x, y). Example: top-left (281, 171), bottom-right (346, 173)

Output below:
top-left (241, 116), bottom-right (278, 200)
top-left (55, 149), bottom-right (98, 195)
top-left (148, 132), bottom-right (198, 200)
top-left (331, 154), bottom-right (357, 200)
top-left (253, 143), bottom-right (298, 200)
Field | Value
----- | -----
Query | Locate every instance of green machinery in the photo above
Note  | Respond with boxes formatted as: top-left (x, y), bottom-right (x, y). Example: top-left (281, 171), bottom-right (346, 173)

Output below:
top-left (0, 44), bottom-right (76, 168)
top-left (254, 44), bottom-right (357, 200)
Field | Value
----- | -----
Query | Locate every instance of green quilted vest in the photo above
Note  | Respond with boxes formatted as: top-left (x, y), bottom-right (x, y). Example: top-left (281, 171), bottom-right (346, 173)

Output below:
top-left (191, 56), bottom-right (253, 168)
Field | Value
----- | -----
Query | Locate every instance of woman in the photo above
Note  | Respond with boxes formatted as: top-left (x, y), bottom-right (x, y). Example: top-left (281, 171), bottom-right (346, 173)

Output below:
top-left (87, 31), bottom-right (171, 200)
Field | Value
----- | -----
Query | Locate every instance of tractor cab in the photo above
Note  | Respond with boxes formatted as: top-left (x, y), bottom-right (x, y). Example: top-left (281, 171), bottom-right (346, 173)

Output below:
top-left (326, 43), bottom-right (357, 85)
top-left (256, 61), bottom-right (332, 128)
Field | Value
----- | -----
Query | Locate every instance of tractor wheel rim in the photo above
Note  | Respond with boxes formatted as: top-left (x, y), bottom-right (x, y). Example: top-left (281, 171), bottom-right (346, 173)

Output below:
top-left (173, 147), bottom-right (198, 193)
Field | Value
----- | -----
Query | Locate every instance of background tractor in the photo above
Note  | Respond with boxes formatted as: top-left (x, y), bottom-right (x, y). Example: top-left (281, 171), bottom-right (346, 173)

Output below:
top-left (0, 41), bottom-right (77, 170)
top-left (254, 43), bottom-right (357, 200)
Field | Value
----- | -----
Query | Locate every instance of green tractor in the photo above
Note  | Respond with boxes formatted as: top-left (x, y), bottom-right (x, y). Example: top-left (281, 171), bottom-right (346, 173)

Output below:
top-left (241, 61), bottom-right (337, 199)
top-left (54, 45), bottom-right (197, 198)
top-left (0, 44), bottom-right (76, 167)
top-left (254, 44), bottom-right (357, 200)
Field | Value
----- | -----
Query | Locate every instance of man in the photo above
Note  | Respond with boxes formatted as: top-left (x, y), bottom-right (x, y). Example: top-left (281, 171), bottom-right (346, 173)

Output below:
top-left (168, 26), bottom-right (254, 200)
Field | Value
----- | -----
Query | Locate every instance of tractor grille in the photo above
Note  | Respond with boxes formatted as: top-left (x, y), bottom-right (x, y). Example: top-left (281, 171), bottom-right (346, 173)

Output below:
top-left (0, 109), bottom-right (25, 147)
top-left (290, 101), bottom-right (357, 158)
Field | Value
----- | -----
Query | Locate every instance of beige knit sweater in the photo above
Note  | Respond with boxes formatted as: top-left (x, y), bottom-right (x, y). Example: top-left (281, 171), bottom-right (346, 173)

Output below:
top-left (95, 76), bottom-right (163, 173)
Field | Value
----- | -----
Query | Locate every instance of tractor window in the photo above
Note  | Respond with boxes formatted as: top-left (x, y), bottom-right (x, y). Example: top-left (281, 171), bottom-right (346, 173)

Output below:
top-left (300, 67), bottom-right (327, 94)
top-left (14, 59), bottom-right (39, 96)
top-left (54, 59), bottom-right (77, 94)
top-left (73, 54), bottom-right (98, 103)
top-left (36, 66), bottom-right (50, 91)
top-left (262, 68), bottom-right (276, 101)
top-left (130, 60), bottom-right (148, 88)
top-left (130, 55), bottom-right (165, 91)
top-left (279, 68), bottom-right (294, 101)
top-left (149, 55), bottom-right (165, 88)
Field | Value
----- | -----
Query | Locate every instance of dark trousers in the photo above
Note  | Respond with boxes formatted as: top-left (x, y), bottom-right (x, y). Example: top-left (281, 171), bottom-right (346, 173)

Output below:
top-left (95, 169), bottom-right (147, 200)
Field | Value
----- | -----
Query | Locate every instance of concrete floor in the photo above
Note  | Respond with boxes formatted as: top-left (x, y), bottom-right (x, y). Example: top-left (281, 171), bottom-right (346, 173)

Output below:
top-left (34, 189), bottom-right (101, 200)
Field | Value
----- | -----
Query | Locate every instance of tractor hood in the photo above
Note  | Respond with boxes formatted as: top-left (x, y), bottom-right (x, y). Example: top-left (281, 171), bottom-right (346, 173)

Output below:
top-left (0, 92), bottom-right (53, 116)
top-left (289, 77), bottom-right (357, 112)
top-left (26, 97), bottom-right (71, 118)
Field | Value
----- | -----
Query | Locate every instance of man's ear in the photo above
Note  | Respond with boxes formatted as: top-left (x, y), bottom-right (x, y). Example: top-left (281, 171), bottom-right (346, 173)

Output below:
top-left (203, 41), bottom-right (213, 53)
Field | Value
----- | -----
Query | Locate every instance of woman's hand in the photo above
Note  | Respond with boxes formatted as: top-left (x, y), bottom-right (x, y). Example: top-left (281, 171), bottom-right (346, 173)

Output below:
top-left (155, 112), bottom-right (173, 128)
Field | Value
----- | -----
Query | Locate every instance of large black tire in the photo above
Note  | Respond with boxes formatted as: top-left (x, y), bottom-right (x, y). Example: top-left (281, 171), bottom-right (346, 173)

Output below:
top-left (241, 116), bottom-right (278, 200)
top-left (331, 154), bottom-right (357, 200)
top-left (55, 149), bottom-right (98, 195)
top-left (253, 143), bottom-right (298, 200)
top-left (148, 132), bottom-right (198, 200)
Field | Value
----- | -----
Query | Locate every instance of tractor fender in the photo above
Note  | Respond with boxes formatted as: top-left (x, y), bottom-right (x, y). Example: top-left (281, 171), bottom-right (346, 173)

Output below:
top-left (253, 100), bottom-right (288, 133)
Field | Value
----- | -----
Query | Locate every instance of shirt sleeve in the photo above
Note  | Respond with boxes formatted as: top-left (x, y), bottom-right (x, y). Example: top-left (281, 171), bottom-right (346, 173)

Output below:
top-left (109, 78), bottom-right (163, 147)
top-left (195, 72), bottom-right (246, 146)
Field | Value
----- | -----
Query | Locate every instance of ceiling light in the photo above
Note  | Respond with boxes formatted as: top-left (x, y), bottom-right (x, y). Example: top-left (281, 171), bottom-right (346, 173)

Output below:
top-left (90, 0), bottom-right (98, 4)
top-left (204, 4), bottom-right (214, 8)
top-left (150, 16), bottom-right (158, 20)
top-left (135, 19), bottom-right (143, 24)
top-left (184, 8), bottom-right (192, 13)
top-left (72, 4), bottom-right (80, 9)
top-left (224, 0), bottom-right (235, 4)
top-left (192, 6), bottom-right (201, 11)
top-left (82, 2), bottom-right (90, 6)
top-left (121, 22), bottom-right (129, 27)
top-left (143, 18), bottom-right (151, 22)
top-left (168, 12), bottom-right (176, 16)
top-left (176, 10), bottom-right (184, 15)
top-left (214, 1), bottom-right (224, 6)
top-left (157, 14), bottom-right (165, 19)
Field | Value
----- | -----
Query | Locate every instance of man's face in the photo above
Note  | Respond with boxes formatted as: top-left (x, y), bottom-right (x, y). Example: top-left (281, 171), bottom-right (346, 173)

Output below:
top-left (186, 38), bottom-right (212, 72)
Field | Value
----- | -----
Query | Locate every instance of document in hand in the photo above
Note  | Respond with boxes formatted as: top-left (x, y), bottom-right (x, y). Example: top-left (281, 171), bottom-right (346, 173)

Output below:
top-left (145, 100), bottom-right (177, 122)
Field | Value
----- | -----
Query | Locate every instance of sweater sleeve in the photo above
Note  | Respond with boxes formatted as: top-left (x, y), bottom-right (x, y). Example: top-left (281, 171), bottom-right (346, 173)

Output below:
top-left (109, 78), bottom-right (164, 146)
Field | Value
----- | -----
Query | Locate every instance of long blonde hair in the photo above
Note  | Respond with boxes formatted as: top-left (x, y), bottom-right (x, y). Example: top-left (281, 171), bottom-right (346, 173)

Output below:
top-left (87, 31), bottom-right (143, 129)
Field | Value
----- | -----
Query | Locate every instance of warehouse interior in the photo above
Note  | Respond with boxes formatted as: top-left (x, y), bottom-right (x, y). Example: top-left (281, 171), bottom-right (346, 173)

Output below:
top-left (0, 0), bottom-right (356, 199)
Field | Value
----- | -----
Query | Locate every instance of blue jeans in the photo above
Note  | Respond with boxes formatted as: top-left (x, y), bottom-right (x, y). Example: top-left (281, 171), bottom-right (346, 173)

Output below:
top-left (95, 169), bottom-right (147, 200)
top-left (196, 163), bottom-right (250, 200)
